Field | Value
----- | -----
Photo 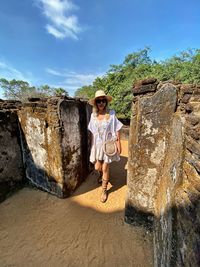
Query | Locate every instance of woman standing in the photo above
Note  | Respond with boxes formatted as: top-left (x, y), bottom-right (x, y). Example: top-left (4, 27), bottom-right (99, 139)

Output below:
top-left (88, 90), bottom-right (123, 203)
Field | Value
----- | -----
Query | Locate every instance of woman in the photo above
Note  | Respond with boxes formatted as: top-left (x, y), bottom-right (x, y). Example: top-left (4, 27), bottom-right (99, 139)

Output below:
top-left (88, 90), bottom-right (123, 203)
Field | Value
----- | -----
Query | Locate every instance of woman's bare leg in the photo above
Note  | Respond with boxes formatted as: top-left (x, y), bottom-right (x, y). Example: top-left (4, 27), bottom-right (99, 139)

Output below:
top-left (95, 161), bottom-right (103, 183)
top-left (102, 162), bottom-right (109, 181)
top-left (95, 160), bottom-right (102, 172)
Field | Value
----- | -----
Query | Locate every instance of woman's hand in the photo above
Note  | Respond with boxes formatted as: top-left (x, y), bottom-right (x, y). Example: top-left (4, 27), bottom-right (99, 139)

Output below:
top-left (116, 139), bottom-right (122, 154)
top-left (116, 131), bottom-right (121, 154)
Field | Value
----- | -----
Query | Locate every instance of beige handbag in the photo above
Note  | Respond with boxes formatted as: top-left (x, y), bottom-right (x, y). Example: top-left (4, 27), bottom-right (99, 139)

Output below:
top-left (102, 132), bottom-right (117, 157)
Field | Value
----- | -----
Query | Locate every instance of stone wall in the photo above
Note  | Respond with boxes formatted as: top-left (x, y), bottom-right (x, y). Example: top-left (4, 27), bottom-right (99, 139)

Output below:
top-left (125, 78), bottom-right (200, 266)
top-left (174, 84), bottom-right (200, 266)
top-left (0, 100), bottom-right (24, 201)
top-left (0, 97), bottom-right (90, 200)
top-left (18, 97), bottom-right (90, 198)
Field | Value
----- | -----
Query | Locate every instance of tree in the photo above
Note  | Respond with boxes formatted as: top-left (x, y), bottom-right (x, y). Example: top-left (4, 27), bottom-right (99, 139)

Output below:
top-left (73, 48), bottom-right (200, 118)
top-left (0, 78), bottom-right (69, 101)
top-left (0, 78), bottom-right (37, 101)
top-left (123, 47), bottom-right (152, 67)
top-left (53, 87), bottom-right (69, 96)
top-left (75, 85), bottom-right (95, 99)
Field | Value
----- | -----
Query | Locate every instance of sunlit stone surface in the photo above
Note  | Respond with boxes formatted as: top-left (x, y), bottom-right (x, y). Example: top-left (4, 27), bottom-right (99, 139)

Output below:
top-left (126, 79), bottom-right (200, 266)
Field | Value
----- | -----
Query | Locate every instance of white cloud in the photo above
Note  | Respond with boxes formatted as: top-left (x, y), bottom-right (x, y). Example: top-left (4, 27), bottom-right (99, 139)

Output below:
top-left (46, 68), bottom-right (104, 96)
top-left (0, 60), bottom-right (31, 82)
top-left (0, 60), bottom-right (34, 99)
top-left (46, 25), bottom-right (66, 39)
top-left (45, 68), bottom-right (63, 76)
top-left (36, 0), bottom-right (82, 40)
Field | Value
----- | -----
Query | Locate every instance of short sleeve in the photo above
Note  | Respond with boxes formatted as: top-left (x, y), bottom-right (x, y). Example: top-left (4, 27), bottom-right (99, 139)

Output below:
top-left (115, 116), bottom-right (123, 132)
top-left (88, 114), bottom-right (94, 134)
top-left (109, 109), bottom-right (123, 132)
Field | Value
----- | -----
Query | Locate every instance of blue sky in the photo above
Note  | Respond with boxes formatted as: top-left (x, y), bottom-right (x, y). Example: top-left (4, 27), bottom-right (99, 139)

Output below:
top-left (0, 0), bottom-right (200, 98)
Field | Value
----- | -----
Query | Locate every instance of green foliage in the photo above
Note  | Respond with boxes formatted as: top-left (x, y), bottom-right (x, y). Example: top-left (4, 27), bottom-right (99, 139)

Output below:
top-left (53, 87), bottom-right (69, 96)
top-left (75, 48), bottom-right (200, 118)
top-left (0, 79), bottom-right (37, 101)
top-left (75, 85), bottom-right (95, 98)
top-left (0, 78), bottom-right (69, 101)
top-left (2, 48), bottom-right (200, 118)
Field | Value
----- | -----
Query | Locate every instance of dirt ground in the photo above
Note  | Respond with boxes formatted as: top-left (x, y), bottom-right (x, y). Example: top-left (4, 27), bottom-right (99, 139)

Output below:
top-left (0, 141), bottom-right (153, 267)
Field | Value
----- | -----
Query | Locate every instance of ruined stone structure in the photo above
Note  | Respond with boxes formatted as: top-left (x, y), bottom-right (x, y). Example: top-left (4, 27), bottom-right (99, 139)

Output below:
top-left (125, 78), bottom-right (200, 266)
top-left (0, 96), bottom-right (130, 202)
top-left (1, 80), bottom-right (200, 266)
top-left (0, 97), bottom-right (90, 200)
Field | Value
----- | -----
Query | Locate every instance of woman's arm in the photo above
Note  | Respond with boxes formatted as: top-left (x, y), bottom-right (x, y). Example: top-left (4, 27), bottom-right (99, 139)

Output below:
top-left (116, 131), bottom-right (122, 154)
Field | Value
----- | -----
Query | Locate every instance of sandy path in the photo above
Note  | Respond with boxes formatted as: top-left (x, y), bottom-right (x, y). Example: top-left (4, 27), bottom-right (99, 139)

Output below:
top-left (0, 141), bottom-right (153, 267)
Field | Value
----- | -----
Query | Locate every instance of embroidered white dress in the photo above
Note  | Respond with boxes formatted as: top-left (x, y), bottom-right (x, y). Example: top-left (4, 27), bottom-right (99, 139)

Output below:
top-left (88, 109), bottom-right (123, 163)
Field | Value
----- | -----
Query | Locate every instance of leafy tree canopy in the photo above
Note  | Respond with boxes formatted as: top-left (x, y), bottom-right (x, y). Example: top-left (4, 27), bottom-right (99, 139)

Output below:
top-left (75, 48), bottom-right (200, 118)
top-left (1, 48), bottom-right (200, 118)
top-left (0, 78), bottom-right (68, 101)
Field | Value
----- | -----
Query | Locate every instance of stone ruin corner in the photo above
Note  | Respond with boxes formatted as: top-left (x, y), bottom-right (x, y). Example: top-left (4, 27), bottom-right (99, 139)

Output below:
top-left (125, 78), bottom-right (200, 266)
top-left (0, 96), bottom-right (91, 201)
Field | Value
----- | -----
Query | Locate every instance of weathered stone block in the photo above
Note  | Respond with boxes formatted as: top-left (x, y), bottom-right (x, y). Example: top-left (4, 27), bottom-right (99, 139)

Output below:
top-left (0, 111), bottom-right (24, 201)
top-left (126, 83), bottom-right (177, 217)
top-left (181, 94), bottom-right (191, 104)
top-left (134, 78), bottom-right (158, 86)
top-left (126, 79), bottom-right (200, 266)
top-left (0, 100), bottom-right (22, 110)
top-left (180, 84), bottom-right (195, 94)
top-left (186, 114), bottom-right (200, 126)
top-left (185, 125), bottom-right (200, 140)
top-left (186, 136), bottom-right (200, 157)
top-left (133, 83), bottom-right (158, 95)
top-left (59, 99), bottom-right (89, 193)
top-left (185, 152), bottom-right (200, 180)
top-left (189, 101), bottom-right (200, 116)
top-left (174, 182), bottom-right (200, 267)
top-left (18, 97), bottom-right (89, 198)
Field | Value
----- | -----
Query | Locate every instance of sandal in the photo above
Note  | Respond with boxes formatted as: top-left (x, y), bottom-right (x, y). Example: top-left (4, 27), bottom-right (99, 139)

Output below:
top-left (100, 179), bottom-right (108, 203)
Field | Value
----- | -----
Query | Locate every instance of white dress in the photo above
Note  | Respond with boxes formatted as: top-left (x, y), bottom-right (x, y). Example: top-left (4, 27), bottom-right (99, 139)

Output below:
top-left (88, 109), bottom-right (123, 163)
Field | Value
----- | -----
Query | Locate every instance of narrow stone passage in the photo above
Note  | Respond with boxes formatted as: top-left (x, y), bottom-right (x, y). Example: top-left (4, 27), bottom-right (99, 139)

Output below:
top-left (0, 142), bottom-right (153, 267)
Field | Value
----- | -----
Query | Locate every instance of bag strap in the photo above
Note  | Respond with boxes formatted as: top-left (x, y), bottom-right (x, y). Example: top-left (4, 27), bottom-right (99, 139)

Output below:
top-left (112, 111), bottom-right (117, 140)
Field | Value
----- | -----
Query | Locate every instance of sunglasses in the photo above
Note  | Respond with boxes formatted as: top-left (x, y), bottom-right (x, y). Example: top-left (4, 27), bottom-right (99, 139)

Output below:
top-left (96, 98), bottom-right (107, 104)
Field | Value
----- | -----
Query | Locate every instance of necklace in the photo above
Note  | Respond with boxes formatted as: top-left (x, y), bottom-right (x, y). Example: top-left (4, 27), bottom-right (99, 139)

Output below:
top-left (96, 119), bottom-right (107, 141)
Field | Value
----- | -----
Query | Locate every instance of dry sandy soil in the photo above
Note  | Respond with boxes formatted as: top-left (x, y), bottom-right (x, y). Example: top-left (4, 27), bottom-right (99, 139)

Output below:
top-left (0, 141), bottom-right (153, 267)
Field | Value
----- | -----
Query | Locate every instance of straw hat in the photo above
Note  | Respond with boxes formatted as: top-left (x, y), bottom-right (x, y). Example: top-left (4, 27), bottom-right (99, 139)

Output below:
top-left (88, 90), bottom-right (112, 106)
